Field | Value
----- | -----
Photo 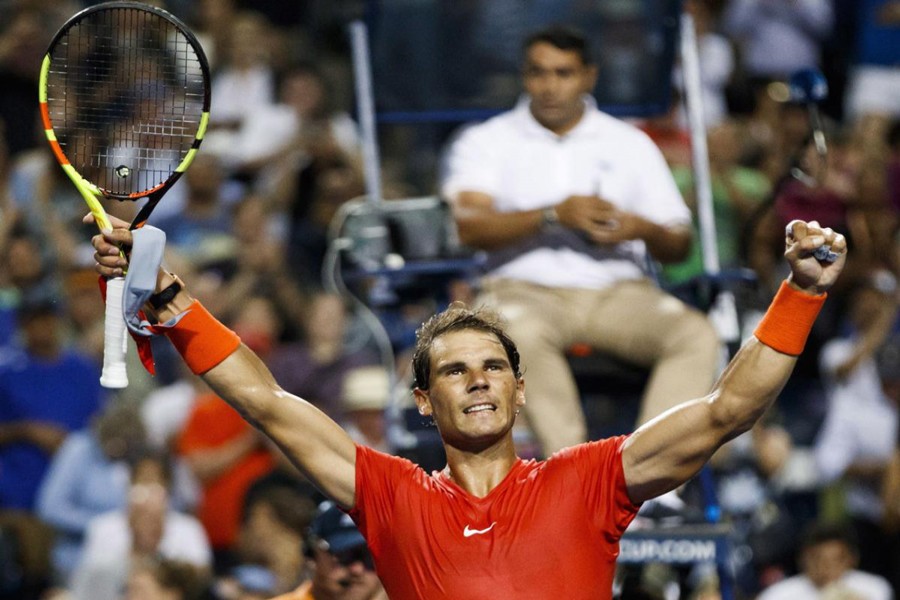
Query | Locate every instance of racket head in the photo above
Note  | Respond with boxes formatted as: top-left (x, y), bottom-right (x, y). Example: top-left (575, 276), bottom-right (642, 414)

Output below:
top-left (39, 1), bottom-right (211, 209)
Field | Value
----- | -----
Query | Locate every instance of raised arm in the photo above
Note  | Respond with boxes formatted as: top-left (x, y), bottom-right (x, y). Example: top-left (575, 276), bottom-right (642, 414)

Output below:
top-left (622, 220), bottom-right (846, 503)
top-left (90, 218), bottom-right (357, 509)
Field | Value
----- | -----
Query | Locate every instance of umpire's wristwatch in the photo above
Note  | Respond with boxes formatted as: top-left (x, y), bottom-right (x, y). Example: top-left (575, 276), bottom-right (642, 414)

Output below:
top-left (541, 206), bottom-right (560, 229)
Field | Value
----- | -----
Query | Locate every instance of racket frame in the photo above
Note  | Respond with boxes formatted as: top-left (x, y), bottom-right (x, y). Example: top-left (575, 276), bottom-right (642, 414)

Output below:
top-left (38, 1), bottom-right (211, 387)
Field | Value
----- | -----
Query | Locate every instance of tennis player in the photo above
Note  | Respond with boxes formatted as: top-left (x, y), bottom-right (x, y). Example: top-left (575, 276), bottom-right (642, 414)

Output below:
top-left (91, 216), bottom-right (844, 599)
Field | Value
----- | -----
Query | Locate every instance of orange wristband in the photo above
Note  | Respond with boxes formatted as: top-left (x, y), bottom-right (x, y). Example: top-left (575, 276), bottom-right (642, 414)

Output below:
top-left (165, 300), bottom-right (241, 375)
top-left (754, 281), bottom-right (826, 355)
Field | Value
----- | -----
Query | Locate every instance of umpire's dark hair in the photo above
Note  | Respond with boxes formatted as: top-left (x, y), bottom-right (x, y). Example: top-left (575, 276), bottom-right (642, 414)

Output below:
top-left (412, 303), bottom-right (521, 390)
top-left (799, 521), bottom-right (859, 555)
top-left (523, 25), bottom-right (593, 65)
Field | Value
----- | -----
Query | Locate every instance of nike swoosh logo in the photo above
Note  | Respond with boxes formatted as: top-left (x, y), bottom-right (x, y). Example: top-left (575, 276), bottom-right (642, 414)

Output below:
top-left (463, 522), bottom-right (496, 537)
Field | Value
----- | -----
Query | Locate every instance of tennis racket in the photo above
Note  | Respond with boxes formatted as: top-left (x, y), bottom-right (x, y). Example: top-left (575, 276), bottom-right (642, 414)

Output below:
top-left (39, 1), bottom-right (210, 388)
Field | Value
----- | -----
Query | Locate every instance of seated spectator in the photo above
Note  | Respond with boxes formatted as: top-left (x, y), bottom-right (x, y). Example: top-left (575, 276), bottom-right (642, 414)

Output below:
top-left (217, 564), bottom-right (280, 600)
top-left (176, 391), bottom-right (275, 572)
top-left (439, 25), bottom-right (720, 456)
top-left (125, 557), bottom-right (211, 600)
top-left (721, 0), bottom-right (833, 86)
top-left (36, 401), bottom-right (147, 582)
top-left (756, 522), bottom-right (892, 600)
top-left (844, 0), bottom-right (900, 124)
top-left (0, 296), bottom-right (104, 595)
top-left (273, 501), bottom-right (387, 600)
top-left (339, 366), bottom-right (391, 454)
top-left (815, 280), bottom-right (900, 583)
top-left (213, 197), bottom-right (306, 334)
top-left (236, 485), bottom-right (317, 594)
top-left (748, 131), bottom-right (873, 296)
top-left (267, 290), bottom-right (377, 421)
top-left (70, 451), bottom-right (212, 600)
top-left (151, 154), bottom-right (239, 265)
top-left (664, 119), bottom-right (771, 286)
top-left (676, 0), bottom-right (735, 129)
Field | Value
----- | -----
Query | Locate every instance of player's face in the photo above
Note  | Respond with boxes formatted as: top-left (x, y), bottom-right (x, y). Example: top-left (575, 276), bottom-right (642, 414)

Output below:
top-left (415, 330), bottom-right (525, 450)
top-left (523, 42), bottom-right (596, 136)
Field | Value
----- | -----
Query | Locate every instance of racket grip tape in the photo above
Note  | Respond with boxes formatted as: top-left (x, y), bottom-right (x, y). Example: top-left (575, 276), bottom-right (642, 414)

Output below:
top-left (100, 277), bottom-right (129, 388)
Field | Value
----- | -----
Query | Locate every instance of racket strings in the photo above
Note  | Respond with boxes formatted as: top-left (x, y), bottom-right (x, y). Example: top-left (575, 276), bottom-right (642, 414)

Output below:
top-left (46, 7), bottom-right (206, 196)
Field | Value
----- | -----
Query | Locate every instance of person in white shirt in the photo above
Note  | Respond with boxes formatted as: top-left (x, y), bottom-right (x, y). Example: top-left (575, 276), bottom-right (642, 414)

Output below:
top-left (815, 277), bottom-right (900, 584)
top-left (69, 451), bottom-right (212, 600)
top-left (757, 522), bottom-right (893, 600)
top-left (440, 25), bottom-right (720, 456)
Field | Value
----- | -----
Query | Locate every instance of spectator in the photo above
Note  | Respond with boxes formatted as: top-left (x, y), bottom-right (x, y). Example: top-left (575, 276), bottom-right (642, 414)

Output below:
top-left (273, 501), bottom-right (387, 600)
top-left (125, 557), bottom-right (211, 600)
top-left (844, 0), bottom-right (900, 124)
top-left (816, 296), bottom-right (900, 590)
top-left (0, 298), bottom-right (104, 512)
top-left (36, 401), bottom-right (147, 582)
top-left (70, 451), bottom-right (212, 600)
top-left (0, 224), bottom-right (63, 327)
top-left (748, 130), bottom-right (873, 296)
top-left (236, 485), bottom-right (317, 594)
top-left (267, 291), bottom-right (377, 422)
top-left (176, 391), bottom-right (275, 572)
top-left (664, 119), bottom-right (772, 286)
top-left (220, 62), bottom-right (361, 193)
top-left (340, 366), bottom-right (391, 453)
top-left (218, 564), bottom-right (279, 600)
top-left (213, 201), bottom-right (307, 340)
top-left (439, 25), bottom-right (720, 455)
top-left (0, 297), bottom-right (104, 595)
top-left (756, 522), bottom-right (892, 600)
top-left (676, 0), bottom-right (736, 129)
top-left (151, 154), bottom-right (238, 264)
top-left (722, 0), bottom-right (834, 87)
top-left (206, 11), bottom-right (277, 131)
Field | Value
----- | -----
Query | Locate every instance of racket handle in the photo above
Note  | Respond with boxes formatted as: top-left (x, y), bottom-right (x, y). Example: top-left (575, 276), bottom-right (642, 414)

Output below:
top-left (100, 277), bottom-right (129, 388)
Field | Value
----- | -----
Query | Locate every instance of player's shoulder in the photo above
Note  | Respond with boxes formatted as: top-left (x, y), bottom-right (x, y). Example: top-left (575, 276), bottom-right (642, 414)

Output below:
top-left (357, 444), bottom-right (424, 478)
top-left (545, 435), bottom-right (630, 470)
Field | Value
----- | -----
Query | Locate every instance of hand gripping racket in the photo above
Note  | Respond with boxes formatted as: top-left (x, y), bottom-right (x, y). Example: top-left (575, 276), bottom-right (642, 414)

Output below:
top-left (39, 1), bottom-right (210, 388)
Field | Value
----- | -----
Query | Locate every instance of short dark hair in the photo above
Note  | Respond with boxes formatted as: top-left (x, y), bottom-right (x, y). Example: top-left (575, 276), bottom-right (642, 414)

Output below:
top-left (523, 25), bottom-right (593, 65)
top-left (412, 303), bottom-right (521, 390)
top-left (245, 485), bottom-right (317, 537)
top-left (800, 521), bottom-right (859, 555)
top-left (129, 449), bottom-right (173, 486)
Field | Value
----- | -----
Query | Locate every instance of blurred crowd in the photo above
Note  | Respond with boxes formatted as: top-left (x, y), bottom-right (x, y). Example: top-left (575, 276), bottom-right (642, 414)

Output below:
top-left (0, 0), bottom-right (899, 599)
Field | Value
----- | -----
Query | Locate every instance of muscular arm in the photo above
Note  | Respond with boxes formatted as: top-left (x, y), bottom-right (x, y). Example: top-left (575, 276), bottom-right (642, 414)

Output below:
top-left (623, 336), bottom-right (796, 503)
top-left (90, 221), bottom-right (358, 510)
top-left (191, 343), bottom-right (357, 509)
top-left (623, 220), bottom-right (846, 503)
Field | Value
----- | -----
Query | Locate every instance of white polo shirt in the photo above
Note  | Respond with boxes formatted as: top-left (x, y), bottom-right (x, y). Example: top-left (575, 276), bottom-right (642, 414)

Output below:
top-left (440, 96), bottom-right (690, 290)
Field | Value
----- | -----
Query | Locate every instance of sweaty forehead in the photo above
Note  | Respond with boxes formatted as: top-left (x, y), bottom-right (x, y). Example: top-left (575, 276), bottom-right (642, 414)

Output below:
top-left (431, 330), bottom-right (505, 363)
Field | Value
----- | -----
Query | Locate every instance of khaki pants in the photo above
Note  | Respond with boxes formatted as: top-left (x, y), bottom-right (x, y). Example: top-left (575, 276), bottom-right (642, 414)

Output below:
top-left (478, 278), bottom-right (721, 455)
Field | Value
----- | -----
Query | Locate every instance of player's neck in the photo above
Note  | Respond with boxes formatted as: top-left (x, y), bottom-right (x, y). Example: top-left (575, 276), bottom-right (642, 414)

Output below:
top-left (442, 441), bottom-right (519, 498)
